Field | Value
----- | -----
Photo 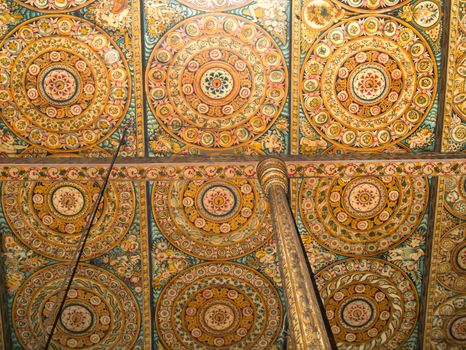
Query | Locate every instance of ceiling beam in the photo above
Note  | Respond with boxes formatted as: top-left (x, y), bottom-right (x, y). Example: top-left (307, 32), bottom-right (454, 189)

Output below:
top-left (0, 152), bottom-right (465, 181)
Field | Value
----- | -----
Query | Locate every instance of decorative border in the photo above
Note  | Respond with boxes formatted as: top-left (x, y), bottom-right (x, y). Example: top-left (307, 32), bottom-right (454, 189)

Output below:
top-left (290, 0), bottom-right (301, 154)
top-left (131, 0), bottom-right (146, 157)
top-left (1, 158), bottom-right (466, 181)
top-left (138, 182), bottom-right (152, 348)
top-left (441, 0), bottom-right (461, 151)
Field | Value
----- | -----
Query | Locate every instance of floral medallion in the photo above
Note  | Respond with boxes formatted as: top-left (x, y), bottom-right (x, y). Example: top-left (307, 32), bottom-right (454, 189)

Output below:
top-left (333, 0), bottom-right (411, 12)
top-left (146, 14), bottom-right (288, 149)
top-left (156, 262), bottom-right (282, 349)
top-left (300, 176), bottom-right (428, 256)
top-left (13, 0), bottom-right (95, 12)
top-left (437, 223), bottom-right (466, 292)
top-left (316, 258), bottom-right (418, 349)
top-left (177, 0), bottom-right (253, 11)
top-left (431, 296), bottom-right (466, 350)
top-left (302, 0), bottom-right (344, 32)
top-left (301, 15), bottom-right (437, 150)
top-left (411, 1), bottom-right (441, 29)
top-left (13, 263), bottom-right (140, 350)
top-left (445, 176), bottom-right (466, 219)
top-left (0, 15), bottom-right (130, 151)
top-left (2, 181), bottom-right (135, 260)
top-left (152, 179), bottom-right (272, 260)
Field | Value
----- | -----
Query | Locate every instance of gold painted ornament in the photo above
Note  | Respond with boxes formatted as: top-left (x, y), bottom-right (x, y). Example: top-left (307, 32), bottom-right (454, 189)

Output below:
top-left (431, 295), bottom-right (466, 350)
top-left (177, 0), bottom-right (253, 11)
top-left (13, 0), bottom-right (95, 12)
top-left (156, 262), bottom-right (282, 349)
top-left (436, 223), bottom-right (466, 292)
top-left (13, 263), bottom-right (140, 350)
top-left (2, 181), bottom-right (135, 260)
top-left (316, 258), bottom-right (418, 349)
top-left (300, 175), bottom-right (428, 256)
top-left (146, 14), bottom-right (288, 150)
top-left (301, 15), bottom-right (437, 151)
top-left (153, 179), bottom-right (272, 260)
top-left (0, 15), bottom-right (131, 152)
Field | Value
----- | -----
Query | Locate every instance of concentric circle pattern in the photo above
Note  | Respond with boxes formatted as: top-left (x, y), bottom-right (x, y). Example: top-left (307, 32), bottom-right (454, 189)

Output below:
top-left (0, 15), bottom-right (130, 151)
top-left (300, 176), bottom-right (428, 256)
top-left (437, 223), bottom-right (466, 292)
top-left (177, 0), bottom-right (253, 11)
top-left (146, 14), bottom-right (288, 149)
top-left (13, 0), bottom-right (95, 12)
top-left (153, 179), bottom-right (272, 260)
top-left (301, 15), bottom-right (437, 150)
top-left (316, 258), bottom-right (418, 349)
top-left (2, 181), bottom-right (135, 260)
top-left (156, 262), bottom-right (282, 349)
top-left (444, 176), bottom-right (466, 219)
top-left (333, 0), bottom-right (410, 12)
top-left (13, 263), bottom-right (140, 350)
top-left (431, 296), bottom-right (466, 350)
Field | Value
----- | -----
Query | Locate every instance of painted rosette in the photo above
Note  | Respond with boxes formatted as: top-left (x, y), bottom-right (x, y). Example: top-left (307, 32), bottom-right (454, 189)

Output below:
top-left (436, 223), bottom-right (466, 292)
top-left (316, 258), bottom-right (418, 349)
top-left (156, 262), bottom-right (282, 349)
top-left (300, 15), bottom-right (437, 151)
top-left (431, 295), bottom-right (466, 350)
top-left (0, 15), bottom-right (130, 151)
top-left (13, 0), bottom-right (95, 12)
top-left (145, 14), bottom-right (288, 149)
top-left (13, 263), bottom-right (140, 350)
top-left (300, 175), bottom-right (428, 256)
top-left (2, 181), bottom-right (135, 260)
top-left (152, 179), bottom-right (273, 260)
top-left (444, 176), bottom-right (466, 219)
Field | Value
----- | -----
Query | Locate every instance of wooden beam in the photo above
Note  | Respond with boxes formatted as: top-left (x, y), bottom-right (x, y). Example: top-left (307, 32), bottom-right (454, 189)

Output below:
top-left (0, 152), bottom-right (465, 181)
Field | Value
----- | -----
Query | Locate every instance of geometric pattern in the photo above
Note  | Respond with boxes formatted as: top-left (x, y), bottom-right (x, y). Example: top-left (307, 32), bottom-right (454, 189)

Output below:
top-left (316, 258), bottom-right (419, 349)
top-left (0, 15), bottom-right (130, 152)
top-left (12, 263), bottom-right (140, 350)
top-left (300, 176), bottom-right (428, 256)
top-left (153, 179), bottom-right (273, 260)
top-left (301, 15), bottom-right (437, 151)
top-left (146, 14), bottom-right (288, 150)
top-left (2, 181), bottom-right (135, 260)
top-left (156, 262), bottom-right (282, 349)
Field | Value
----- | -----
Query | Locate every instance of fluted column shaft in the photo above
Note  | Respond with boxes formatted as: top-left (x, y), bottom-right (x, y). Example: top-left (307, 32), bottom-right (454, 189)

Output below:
top-left (257, 158), bottom-right (333, 350)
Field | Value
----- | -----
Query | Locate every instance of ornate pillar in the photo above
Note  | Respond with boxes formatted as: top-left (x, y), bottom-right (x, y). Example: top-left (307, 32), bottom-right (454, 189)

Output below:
top-left (257, 158), bottom-right (333, 350)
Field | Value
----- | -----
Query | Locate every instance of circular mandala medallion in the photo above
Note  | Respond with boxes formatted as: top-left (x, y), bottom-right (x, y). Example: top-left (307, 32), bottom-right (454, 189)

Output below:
top-left (445, 176), bottom-right (466, 219)
top-left (316, 258), bottom-right (418, 349)
top-left (156, 262), bottom-right (282, 349)
top-left (2, 181), bottom-right (135, 260)
top-left (300, 176), bottom-right (428, 256)
top-left (437, 223), bottom-right (466, 292)
top-left (13, 263), bottom-right (140, 350)
top-left (177, 0), bottom-right (253, 11)
top-left (301, 15), bottom-right (437, 150)
top-left (146, 14), bottom-right (288, 149)
top-left (153, 179), bottom-right (272, 260)
top-left (0, 15), bottom-right (130, 151)
top-left (333, 0), bottom-right (411, 12)
top-left (431, 296), bottom-right (466, 350)
top-left (13, 0), bottom-right (95, 12)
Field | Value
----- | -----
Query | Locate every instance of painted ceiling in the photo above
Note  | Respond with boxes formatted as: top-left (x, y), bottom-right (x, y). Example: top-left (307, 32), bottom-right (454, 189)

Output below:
top-left (0, 0), bottom-right (464, 350)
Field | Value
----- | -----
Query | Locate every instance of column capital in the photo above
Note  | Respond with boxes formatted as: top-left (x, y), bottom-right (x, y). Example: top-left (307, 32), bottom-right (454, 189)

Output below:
top-left (257, 158), bottom-right (288, 194)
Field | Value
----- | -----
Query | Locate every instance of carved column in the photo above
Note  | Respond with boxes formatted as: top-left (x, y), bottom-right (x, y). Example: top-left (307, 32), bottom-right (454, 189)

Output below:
top-left (257, 158), bottom-right (333, 350)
